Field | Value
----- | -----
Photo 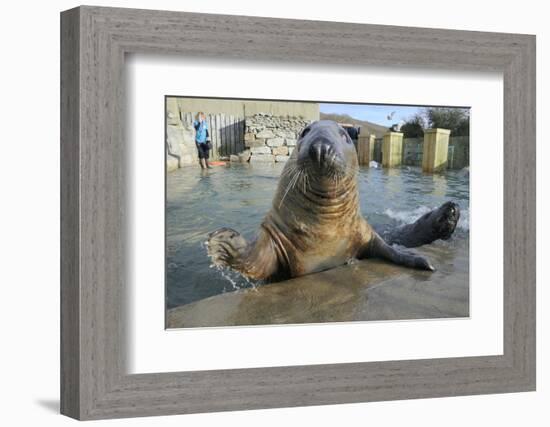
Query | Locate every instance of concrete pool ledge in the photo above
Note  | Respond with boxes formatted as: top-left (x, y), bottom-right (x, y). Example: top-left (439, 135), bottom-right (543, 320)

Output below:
top-left (166, 240), bottom-right (469, 329)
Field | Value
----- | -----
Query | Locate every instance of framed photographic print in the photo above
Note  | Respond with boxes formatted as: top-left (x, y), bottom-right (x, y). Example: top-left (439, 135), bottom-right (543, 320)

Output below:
top-left (61, 6), bottom-right (536, 420)
top-left (164, 96), bottom-right (471, 329)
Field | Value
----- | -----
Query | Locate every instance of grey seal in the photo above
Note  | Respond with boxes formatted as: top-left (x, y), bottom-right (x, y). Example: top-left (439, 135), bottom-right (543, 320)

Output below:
top-left (206, 120), bottom-right (458, 281)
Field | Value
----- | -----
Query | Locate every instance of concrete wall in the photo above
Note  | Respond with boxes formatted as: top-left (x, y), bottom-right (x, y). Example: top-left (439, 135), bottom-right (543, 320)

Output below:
top-left (171, 97), bottom-right (320, 121)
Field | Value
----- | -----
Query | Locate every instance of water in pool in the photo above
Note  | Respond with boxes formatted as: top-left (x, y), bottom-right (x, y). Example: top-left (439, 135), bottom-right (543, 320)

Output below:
top-left (166, 163), bottom-right (469, 317)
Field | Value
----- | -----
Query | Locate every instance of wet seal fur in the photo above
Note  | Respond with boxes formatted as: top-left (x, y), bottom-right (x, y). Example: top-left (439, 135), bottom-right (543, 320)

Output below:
top-left (382, 201), bottom-right (460, 248)
top-left (207, 120), bottom-right (458, 281)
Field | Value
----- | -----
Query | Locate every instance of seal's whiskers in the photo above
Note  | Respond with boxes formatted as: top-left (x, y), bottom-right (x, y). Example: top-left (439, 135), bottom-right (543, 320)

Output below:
top-left (279, 168), bottom-right (302, 208)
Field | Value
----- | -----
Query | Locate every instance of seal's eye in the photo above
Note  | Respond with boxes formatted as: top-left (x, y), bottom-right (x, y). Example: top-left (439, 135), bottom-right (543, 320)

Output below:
top-left (300, 126), bottom-right (311, 139)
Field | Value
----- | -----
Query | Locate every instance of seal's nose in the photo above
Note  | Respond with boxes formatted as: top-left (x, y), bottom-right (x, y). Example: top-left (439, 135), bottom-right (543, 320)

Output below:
top-left (308, 140), bottom-right (333, 166)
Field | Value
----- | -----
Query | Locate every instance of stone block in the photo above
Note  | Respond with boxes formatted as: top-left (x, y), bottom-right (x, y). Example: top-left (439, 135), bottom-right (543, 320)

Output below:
top-left (266, 138), bottom-right (285, 147)
top-left (256, 130), bottom-right (276, 139)
top-left (285, 138), bottom-right (297, 146)
top-left (250, 146), bottom-right (272, 155)
top-left (250, 154), bottom-right (275, 163)
top-left (275, 155), bottom-right (289, 163)
top-left (244, 132), bottom-right (256, 142)
top-left (245, 139), bottom-right (266, 148)
top-left (238, 150), bottom-right (251, 163)
top-left (275, 130), bottom-right (295, 139)
top-left (272, 146), bottom-right (289, 156)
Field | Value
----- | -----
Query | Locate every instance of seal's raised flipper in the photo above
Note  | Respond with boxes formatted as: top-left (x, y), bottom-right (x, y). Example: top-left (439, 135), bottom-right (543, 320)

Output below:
top-left (358, 233), bottom-right (435, 271)
top-left (380, 201), bottom-right (460, 248)
top-left (206, 227), bottom-right (280, 280)
top-left (206, 227), bottom-right (249, 270)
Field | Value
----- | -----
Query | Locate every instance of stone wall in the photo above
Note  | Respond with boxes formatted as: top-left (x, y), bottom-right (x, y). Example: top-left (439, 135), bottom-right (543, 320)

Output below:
top-left (242, 114), bottom-right (312, 164)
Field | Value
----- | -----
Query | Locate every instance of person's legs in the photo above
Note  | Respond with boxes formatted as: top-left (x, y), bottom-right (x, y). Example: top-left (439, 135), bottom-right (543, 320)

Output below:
top-left (197, 143), bottom-right (206, 169)
top-left (204, 148), bottom-right (212, 169)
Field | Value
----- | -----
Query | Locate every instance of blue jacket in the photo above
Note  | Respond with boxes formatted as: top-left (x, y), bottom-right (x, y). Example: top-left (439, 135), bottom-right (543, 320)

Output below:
top-left (193, 120), bottom-right (208, 144)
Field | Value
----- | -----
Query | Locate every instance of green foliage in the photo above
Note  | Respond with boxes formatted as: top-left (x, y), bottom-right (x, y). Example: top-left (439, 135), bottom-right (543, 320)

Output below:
top-left (424, 107), bottom-right (470, 136)
top-left (401, 107), bottom-right (470, 137)
top-left (401, 114), bottom-right (425, 138)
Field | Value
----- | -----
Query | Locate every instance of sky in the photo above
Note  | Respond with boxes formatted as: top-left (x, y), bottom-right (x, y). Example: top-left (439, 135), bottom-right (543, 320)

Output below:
top-left (319, 103), bottom-right (425, 126)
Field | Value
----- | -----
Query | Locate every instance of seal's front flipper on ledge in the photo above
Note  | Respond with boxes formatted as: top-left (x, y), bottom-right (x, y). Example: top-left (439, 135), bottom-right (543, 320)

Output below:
top-left (206, 227), bottom-right (249, 271)
top-left (359, 233), bottom-right (435, 271)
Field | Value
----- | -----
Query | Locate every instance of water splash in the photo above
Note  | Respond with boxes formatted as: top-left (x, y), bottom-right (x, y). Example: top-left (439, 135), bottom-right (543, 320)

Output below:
top-left (204, 238), bottom-right (258, 291)
top-left (208, 261), bottom-right (258, 293)
top-left (369, 160), bottom-right (380, 169)
top-left (456, 208), bottom-right (469, 231)
top-left (384, 206), bottom-right (432, 225)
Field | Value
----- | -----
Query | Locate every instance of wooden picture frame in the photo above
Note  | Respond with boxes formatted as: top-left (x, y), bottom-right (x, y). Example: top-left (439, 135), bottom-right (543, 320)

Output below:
top-left (60, 5), bottom-right (536, 420)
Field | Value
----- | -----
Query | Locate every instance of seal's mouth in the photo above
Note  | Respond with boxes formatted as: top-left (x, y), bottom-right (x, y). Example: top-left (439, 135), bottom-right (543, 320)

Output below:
top-left (435, 202), bottom-right (460, 239)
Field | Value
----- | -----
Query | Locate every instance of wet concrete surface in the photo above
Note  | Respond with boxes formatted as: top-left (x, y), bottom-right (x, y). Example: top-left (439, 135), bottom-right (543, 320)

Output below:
top-left (167, 235), bottom-right (469, 328)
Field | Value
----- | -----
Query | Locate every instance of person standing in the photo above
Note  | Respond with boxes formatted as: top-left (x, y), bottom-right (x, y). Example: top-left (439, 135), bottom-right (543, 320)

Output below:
top-left (344, 125), bottom-right (359, 150)
top-left (346, 125), bottom-right (358, 145)
top-left (193, 112), bottom-right (212, 169)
